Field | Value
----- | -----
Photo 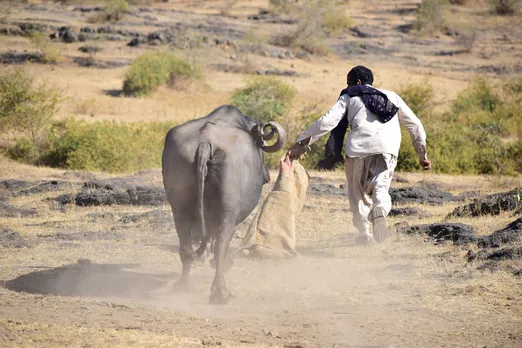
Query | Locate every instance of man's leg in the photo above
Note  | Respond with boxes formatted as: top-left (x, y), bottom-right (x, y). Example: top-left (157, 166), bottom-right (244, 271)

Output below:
top-left (368, 154), bottom-right (397, 242)
top-left (345, 157), bottom-right (373, 244)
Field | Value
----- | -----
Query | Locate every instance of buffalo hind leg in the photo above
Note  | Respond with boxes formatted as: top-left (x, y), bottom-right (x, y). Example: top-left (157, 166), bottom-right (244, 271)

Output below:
top-left (173, 215), bottom-right (196, 292)
top-left (209, 212), bottom-right (236, 304)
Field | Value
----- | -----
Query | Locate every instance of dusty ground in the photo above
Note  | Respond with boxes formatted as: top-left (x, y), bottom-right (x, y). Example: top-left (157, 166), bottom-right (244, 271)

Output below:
top-left (1, 0), bottom-right (522, 347)
top-left (1, 160), bottom-right (522, 347)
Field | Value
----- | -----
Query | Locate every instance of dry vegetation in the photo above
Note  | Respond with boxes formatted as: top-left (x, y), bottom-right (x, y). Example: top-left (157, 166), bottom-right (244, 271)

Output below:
top-left (0, 0), bottom-right (521, 347)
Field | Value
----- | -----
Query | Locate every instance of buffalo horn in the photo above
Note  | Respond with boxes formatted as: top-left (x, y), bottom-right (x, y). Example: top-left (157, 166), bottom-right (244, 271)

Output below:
top-left (257, 121), bottom-right (286, 153)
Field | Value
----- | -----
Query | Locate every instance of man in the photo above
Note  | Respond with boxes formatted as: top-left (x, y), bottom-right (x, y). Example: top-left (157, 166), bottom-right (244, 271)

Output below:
top-left (288, 66), bottom-right (431, 245)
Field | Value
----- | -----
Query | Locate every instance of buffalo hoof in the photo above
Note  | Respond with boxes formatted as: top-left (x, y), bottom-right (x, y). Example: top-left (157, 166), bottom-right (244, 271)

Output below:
top-left (173, 278), bottom-right (194, 293)
top-left (209, 287), bottom-right (233, 305)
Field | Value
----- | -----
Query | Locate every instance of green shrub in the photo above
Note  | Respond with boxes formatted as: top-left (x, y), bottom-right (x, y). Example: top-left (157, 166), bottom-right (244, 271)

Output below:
top-left (322, 7), bottom-right (353, 34)
top-left (0, 69), bottom-right (64, 144)
top-left (28, 31), bottom-right (61, 64)
top-left (89, 0), bottom-right (128, 23)
top-left (488, 0), bottom-right (521, 15)
top-left (269, 0), bottom-right (299, 14)
top-left (7, 138), bottom-right (39, 163)
top-left (38, 119), bottom-right (175, 172)
top-left (396, 77), bottom-right (522, 175)
top-left (272, 0), bottom-right (350, 55)
top-left (231, 76), bottom-right (297, 123)
top-left (414, 0), bottom-right (446, 34)
top-left (398, 81), bottom-right (435, 116)
top-left (122, 52), bottom-right (201, 96)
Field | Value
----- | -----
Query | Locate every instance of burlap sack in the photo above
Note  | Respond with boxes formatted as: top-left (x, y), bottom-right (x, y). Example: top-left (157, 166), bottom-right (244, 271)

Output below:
top-left (238, 158), bottom-right (309, 259)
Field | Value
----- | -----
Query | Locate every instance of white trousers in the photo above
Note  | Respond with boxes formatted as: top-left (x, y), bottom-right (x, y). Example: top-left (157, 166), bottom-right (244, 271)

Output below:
top-left (345, 154), bottom-right (397, 238)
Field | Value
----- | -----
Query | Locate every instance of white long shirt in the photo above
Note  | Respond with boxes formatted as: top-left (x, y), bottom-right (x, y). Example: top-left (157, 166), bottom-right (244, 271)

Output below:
top-left (297, 86), bottom-right (427, 160)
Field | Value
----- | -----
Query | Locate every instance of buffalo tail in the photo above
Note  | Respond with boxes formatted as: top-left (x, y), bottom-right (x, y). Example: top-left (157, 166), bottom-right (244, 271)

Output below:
top-left (195, 142), bottom-right (211, 248)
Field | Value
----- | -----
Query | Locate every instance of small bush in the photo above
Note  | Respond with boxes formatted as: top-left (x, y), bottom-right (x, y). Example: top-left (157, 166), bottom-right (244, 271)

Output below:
top-left (414, 0), bottom-right (446, 34)
top-left (269, 0), bottom-right (299, 14)
top-left (272, 0), bottom-right (350, 55)
top-left (122, 52), bottom-right (201, 96)
top-left (35, 119), bottom-right (176, 172)
top-left (28, 31), bottom-right (61, 63)
top-left (89, 0), bottom-right (128, 23)
top-left (488, 0), bottom-right (521, 15)
top-left (231, 76), bottom-right (297, 123)
top-left (0, 69), bottom-right (64, 145)
top-left (322, 8), bottom-right (353, 34)
top-left (398, 81), bottom-right (435, 116)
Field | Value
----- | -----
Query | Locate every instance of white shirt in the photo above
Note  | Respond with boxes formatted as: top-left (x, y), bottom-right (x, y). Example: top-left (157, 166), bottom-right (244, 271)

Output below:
top-left (297, 85), bottom-right (427, 160)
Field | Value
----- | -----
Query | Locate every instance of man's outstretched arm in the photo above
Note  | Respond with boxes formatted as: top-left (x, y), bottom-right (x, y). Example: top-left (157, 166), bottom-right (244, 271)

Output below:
top-left (397, 95), bottom-right (431, 170)
top-left (288, 95), bottom-right (348, 159)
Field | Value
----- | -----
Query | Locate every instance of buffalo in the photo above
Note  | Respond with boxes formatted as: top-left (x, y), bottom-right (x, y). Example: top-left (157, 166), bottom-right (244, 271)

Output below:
top-left (162, 105), bottom-right (286, 304)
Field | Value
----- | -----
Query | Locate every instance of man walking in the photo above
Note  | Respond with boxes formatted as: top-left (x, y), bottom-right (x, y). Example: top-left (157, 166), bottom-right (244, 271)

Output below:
top-left (288, 66), bottom-right (431, 245)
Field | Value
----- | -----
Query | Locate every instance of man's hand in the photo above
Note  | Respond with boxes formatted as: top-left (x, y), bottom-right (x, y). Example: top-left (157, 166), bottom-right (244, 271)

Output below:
top-left (287, 137), bottom-right (311, 160)
top-left (419, 159), bottom-right (432, 171)
top-left (287, 142), bottom-right (309, 160)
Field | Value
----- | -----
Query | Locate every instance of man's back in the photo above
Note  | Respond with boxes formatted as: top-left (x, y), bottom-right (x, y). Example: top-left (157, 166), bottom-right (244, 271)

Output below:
top-left (344, 87), bottom-right (403, 158)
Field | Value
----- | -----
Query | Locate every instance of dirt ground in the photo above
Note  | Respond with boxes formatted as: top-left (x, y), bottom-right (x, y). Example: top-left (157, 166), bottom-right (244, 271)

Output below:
top-left (1, 0), bottom-right (522, 347)
top-left (1, 161), bottom-right (522, 347)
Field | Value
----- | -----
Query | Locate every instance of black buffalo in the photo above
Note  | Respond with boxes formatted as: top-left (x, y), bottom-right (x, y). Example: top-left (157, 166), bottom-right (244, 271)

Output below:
top-left (162, 105), bottom-right (286, 304)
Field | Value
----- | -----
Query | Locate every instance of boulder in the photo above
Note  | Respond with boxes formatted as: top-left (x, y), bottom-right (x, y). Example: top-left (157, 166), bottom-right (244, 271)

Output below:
top-left (478, 218), bottom-right (522, 248)
top-left (75, 179), bottom-right (167, 206)
top-left (389, 187), bottom-right (458, 205)
top-left (0, 228), bottom-right (29, 248)
top-left (400, 223), bottom-right (477, 245)
top-left (0, 202), bottom-right (38, 218)
top-left (450, 186), bottom-right (522, 217)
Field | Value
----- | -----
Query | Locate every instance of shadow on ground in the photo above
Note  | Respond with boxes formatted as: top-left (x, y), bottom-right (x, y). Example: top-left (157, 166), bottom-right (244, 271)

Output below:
top-left (2, 259), bottom-right (176, 298)
top-left (102, 89), bottom-right (124, 97)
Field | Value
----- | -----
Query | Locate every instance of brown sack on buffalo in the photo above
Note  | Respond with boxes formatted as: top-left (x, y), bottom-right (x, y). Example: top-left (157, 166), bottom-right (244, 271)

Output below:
top-left (237, 155), bottom-right (309, 260)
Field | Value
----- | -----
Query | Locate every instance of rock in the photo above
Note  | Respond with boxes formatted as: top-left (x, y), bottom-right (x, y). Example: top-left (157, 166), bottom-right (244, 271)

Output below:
top-left (49, 26), bottom-right (78, 43)
top-left (18, 22), bottom-right (53, 34)
top-left (389, 187), bottom-right (458, 205)
top-left (388, 207), bottom-right (427, 217)
top-left (80, 26), bottom-right (96, 33)
top-left (467, 249), bottom-right (489, 262)
top-left (0, 202), bottom-right (38, 218)
top-left (401, 223), bottom-right (477, 245)
top-left (56, 230), bottom-right (122, 241)
top-left (0, 228), bottom-right (29, 248)
top-left (0, 179), bottom-right (33, 191)
top-left (308, 184), bottom-right (347, 197)
top-left (75, 179), bottom-right (167, 206)
top-left (54, 194), bottom-right (75, 205)
top-left (118, 209), bottom-right (172, 224)
top-left (79, 45), bottom-right (103, 54)
top-left (350, 26), bottom-right (385, 38)
top-left (62, 171), bottom-right (97, 181)
top-left (0, 26), bottom-right (26, 36)
top-left (478, 218), bottom-right (522, 248)
top-left (73, 57), bottom-right (130, 69)
top-left (15, 181), bottom-right (71, 196)
top-left (0, 52), bottom-right (43, 64)
top-left (87, 212), bottom-right (115, 221)
top-left (486, 246), bottom-right (522, 261)
top-left (450, 186), bottom-right (522, 217)
top-left (127, 37), bottom-right (145, 47)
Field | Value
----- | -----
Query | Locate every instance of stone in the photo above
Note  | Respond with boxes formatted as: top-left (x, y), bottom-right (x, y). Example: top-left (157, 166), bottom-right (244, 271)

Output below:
top-left (450, 186), bottom-right (522, 217)
top-left (0, 228), bottom-right (29, 248)
top-left (401, 223), bottom-right (477, 245)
